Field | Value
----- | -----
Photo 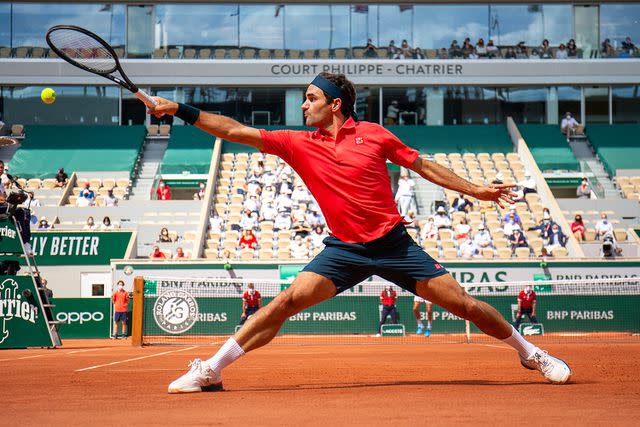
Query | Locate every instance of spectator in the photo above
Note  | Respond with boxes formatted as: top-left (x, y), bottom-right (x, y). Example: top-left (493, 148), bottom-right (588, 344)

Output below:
top-left (41, 278), bottom-right (53, 300)
top-left (251, 160), bottom-right (265, 176)
top-left (515, 41), bottom-right (528, 59)
top-left (209, 213), bottom-right (224, 232)
top-left (173, 247), bottom-right (188, 260)
top-left (420, 216), bottom-right (438, 241)
top-left (156, 181), bottom-right (171, 200)
top-left (291, 184), bottom-right (311, 205)
top-left (437, 48), bottom-right (449, 59)
top-left (75, 192), bottom-right (93, 207)
top-left (530, 48), bottom-right (540, 59)
top-left (310, 225), bottom-right (328, 248)
top-left (260, 200), bottom-right (277, 222)
top-left (394, 171), bottom-right (415, 217)
top-left (54, 168), bottom-right (68, 188)
top-left (149, 245), bottom-right (166, 260)
top-left (601, 38), bottom-right (615, 58)
top-left (239, 228), bottom-right (258, 250)
top-left (454, 218), bottom-right (471, 241)
top-left (509, 226), bottom-right (528, 253)
top-left (290, 235), bottom-right (308, 259)
top-left (275, 187), bottom-right (293, 212)
top-left (503, 207), bottom-right (522, 226)
top-left (38, 216), bottom-right (50, 229)
top-left (395, 39), bottom-right (411, 59)
top-left (239, 283), bottom-right (262, 326)
top-left (566, 39), bottom-right (578, 58)
top-left (194, 182), bottom-right (206, 200)
top-left (621, 36), bottom-right (636, 54)
top-left (451, 192), bottom-right (472, 212)
top-left (274, 207), bottom-right (292, 231)
top-left (262, 184), bottom-right (276, 202)
top-left (486, 39), bottom-right (499, 58)
top-left (571, 214), bottom-right (586, 242)
top-left (386, 100), bottom-right (400, 125)
top-left (504, 47), bottom-right (517, 59)
top-left (514, 284), bottom-right (538, 329)
top-left (291, 217), bottom-right (312, 238)
top-left (306, 206), bottom-right (324, 228)
top-left (100, 216), bottom-right (114, 230)
top-left (492, 171), bottom-right (504, 185)
top-left (387, 40), bottom-right (397, 58)
top-left (377, 286), bottom-right (399, 336)
top-left (601, 231), bottom-right (622, 258)
top-left (460, 237), bottom-right (479, 258)
top-left (560, 111), bottom-right (584, 141)
top-left (595, 213), bottom-right (614, 240)
top-left (576, 177), bottom-right (591, 199)
top-left (473, 223), bottom-right (492, 249)
top-left (236, 209), bottom-right (255, 231)
top-left (432, 206), bottom-right (452, 229)
top-left (461, 40), bottom-right (474, 58)
top-left (80, 182), bottom-right (95, 201)
top-left (503, 212), bottom-right (520, 236)
top-left (405, 211), bottom-right (419, 230)
top-left (475, 38), bottom-right (487, 57)
top-left (26, 192), bottom-right (40, 207)
top-left (556, 43), bottom-right (568, 59)
top-left (111, 280), bottom-right (130, 339)
top-left (518, 171), bottom-right (537, 195)
top-left (545, 223), bottom-right (567, 254)
top-left (83, 216), bottom-right (97, 230)
top-left (104, 188), bottom-right (118, 207)
top-left (364, 38), bottom-right (377, 58)
top-left (449, 40), bottom-right (462, 58)
top-left (413, 47), bottom-right (425, 59)
top-left (158, 227), bottom-right (173, 242)
top-left (528, 212), bottom-right (554, 239)
top-left (539, 39), bottom-right (552, 59)
top-left (244, 194), bottom-right (260, 213)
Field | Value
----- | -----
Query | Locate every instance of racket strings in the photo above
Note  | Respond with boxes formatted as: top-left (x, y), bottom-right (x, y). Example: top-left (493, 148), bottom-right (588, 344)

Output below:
top-left (48, 29), bottom-right (116, 73)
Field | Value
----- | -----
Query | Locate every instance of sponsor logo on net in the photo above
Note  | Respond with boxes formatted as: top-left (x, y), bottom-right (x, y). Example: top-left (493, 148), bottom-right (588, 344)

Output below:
top-left (0, 278), bottom-right (39, 344)
top-left (153, 290), bottom-right (199, 334)
top-left (56, 311), bottom-right (104, 324)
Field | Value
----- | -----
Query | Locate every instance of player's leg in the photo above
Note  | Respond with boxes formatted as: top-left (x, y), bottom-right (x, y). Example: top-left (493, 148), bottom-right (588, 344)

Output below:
top-left (390, 305), bottom-right (399, 324)
top-left (424, 302), bottom-right (433, 336)
top-left (416, 274), bottom-right (571, 384)
top-left (413, 299), bottom-right (424, 334)
top-left (168, 272), bottom-right (337, 393)
top-left (514, 311), bottom-right (523, 328)
top-left (378, 305), bottom-right (391, 334)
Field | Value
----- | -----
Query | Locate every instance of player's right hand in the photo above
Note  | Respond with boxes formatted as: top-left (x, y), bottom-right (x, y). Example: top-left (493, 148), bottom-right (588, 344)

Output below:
top-left (147, 96), bottom-right (178, 118)
top-left (241, 314), bottom-right (246, 319)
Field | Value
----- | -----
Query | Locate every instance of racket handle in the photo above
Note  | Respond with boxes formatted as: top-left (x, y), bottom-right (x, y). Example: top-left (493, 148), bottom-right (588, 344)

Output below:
top-left (135, 89), bottom-right (157, 108)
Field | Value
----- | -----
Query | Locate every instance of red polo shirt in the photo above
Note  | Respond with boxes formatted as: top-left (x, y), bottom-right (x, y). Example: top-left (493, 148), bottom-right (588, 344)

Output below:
top-left (518, 290), bottom-right (536, 310)
top-left (243, 290), bottom-right (261, 307)
top-left (260, 118), bottom-right (419, 243)
top-left (380, 290), bottom-right (397, 306)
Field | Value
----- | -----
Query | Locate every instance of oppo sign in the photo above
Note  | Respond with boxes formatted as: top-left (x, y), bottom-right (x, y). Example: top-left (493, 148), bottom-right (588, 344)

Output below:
top-left (56, 311), bottom-right (104, 324)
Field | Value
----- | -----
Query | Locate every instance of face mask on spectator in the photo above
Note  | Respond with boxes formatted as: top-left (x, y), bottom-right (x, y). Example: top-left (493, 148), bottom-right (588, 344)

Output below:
top-left (118, 284), bottom-right (124, 291)
top-left (525, 286), bottom-right (532, 293)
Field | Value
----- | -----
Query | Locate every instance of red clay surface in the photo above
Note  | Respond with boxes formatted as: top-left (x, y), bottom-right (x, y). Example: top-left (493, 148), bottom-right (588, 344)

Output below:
top-left (2, 339), bottom-right (640, 426)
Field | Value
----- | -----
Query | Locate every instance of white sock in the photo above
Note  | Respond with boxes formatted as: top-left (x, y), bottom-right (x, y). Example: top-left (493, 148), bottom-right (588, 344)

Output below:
top-left (501, 325), bottom-right (537, 359)
top-left (417, 320), bottom-right (424, 328)
top-left (206, 337), bottom-right (245, 374)
top-left (427, 321), bottom-right (432, 330)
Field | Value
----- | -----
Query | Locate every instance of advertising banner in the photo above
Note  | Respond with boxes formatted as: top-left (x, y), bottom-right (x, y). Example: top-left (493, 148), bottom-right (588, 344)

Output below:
top-left (26, 231), bottom-right (133, 265)
top-left (52, 298), bottom-right (112, 339)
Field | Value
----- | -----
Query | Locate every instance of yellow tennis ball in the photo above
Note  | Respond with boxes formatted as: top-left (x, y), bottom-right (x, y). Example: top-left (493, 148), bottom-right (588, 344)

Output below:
top-left (41, 88), bottom-right (56, 104)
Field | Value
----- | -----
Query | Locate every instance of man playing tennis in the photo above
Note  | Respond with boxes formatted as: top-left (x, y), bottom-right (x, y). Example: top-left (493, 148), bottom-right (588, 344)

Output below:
top-left (148, 72), bottom-right (571, 393)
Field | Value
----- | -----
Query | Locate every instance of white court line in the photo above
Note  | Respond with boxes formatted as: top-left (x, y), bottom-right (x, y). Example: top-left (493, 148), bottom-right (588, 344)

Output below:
top-left (67, 348), bottom-right (104, 354)
top-left (0, 354), bottom-right (46, 362)
top-left (75, 346), bottom-right (197, 372)
top-left (476, 343), bottom-right (513, 350)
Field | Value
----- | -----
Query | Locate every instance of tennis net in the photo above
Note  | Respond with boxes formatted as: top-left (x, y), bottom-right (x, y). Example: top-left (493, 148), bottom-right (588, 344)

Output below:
top-left (132, 276), bottom-right (640, 346)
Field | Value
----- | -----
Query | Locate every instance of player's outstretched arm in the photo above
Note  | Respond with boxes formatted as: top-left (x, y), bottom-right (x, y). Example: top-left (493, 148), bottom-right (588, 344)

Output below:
top-left (148, 97), bottom-right (264, 150)
top-left (409, 156), bottom-right (517, 208)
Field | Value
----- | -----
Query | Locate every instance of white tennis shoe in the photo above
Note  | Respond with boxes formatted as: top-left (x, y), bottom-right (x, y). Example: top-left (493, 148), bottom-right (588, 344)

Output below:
top-left (168, 358), bottom-right (223, 393)
top-left (520, 349), bottom-right (572, 384)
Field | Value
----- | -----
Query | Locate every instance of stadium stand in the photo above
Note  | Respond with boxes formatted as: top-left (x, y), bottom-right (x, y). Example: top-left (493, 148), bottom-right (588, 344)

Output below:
top-left (158, 126), bottom-right (215, 175)
top-left (8, 125), bottom-right (146, 179)
top-left (616, 176), bottom-right (640, 200)
top-left (585, 124), bottom-right (640, 177)
top-left (517, 124), bottom-right (580, 171)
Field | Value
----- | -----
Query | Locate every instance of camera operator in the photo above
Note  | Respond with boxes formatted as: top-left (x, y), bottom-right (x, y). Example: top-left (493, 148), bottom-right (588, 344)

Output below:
top-left (601, 231), bottom-right (622, 258)
top-left (0, 160), bottom-right (33, 255)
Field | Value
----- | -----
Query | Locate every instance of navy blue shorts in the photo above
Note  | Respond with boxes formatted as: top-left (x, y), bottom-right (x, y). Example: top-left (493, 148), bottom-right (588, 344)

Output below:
top-left (114, 311), bottom-right (128, 322)
top-left (303, 223), bottom-right (448, 294)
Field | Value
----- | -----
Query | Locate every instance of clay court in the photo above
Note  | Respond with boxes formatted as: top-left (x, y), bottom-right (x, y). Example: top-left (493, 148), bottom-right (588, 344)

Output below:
top-left (3, 339), bottom-right (640, 426)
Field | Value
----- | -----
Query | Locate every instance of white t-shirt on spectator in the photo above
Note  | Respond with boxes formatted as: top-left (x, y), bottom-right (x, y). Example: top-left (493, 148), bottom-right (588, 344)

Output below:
top-left (460, 240), bottom-right (479, 258)
top-left (595, 220), bottom-right (614, 236)
top-left (260, 205), bottom-right (277, 221)
top-left (395, 177), bottom-right (415, 199)
top-left (209, 216), bottom-right (224, 232)
top-left (420, 221), bottom-right (438, 240)
top-left (474, 230), bottom-right (492, 248)
top-left (274, 214), bottom-right (292, 230)
top-left (433, 213), bottom-right (451, 228)
top-left (76, 196), bottom-right (91, 207)
top-left (561, 116), bottom-right (579, 128)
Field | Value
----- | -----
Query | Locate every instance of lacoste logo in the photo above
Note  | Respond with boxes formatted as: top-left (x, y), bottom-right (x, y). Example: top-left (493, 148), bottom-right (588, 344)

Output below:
top-left (522, 325), bottom-right (541, 335)
top-left (355, 137), bottom-right (364, 145)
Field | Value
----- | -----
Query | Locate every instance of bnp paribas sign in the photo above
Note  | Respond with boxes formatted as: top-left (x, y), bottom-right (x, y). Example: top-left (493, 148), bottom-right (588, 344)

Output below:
top-left (26, 231), bottom-right (133, 266)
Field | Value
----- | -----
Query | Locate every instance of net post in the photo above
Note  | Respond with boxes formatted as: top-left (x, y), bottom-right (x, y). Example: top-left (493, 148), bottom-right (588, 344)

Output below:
top-left (131, 276), bottom-right (145, 346)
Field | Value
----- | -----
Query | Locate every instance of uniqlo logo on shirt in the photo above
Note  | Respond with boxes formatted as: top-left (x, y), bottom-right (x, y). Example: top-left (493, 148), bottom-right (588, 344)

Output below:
top-left (434, 263), bottom-right (443, 270)
top-left (355, 137), bottom-right (364, 145)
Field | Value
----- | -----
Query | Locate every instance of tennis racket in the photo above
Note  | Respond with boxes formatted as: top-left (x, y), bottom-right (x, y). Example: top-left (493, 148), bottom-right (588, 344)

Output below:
top-left (0, 136), bottom-right (18, 147)
top-left (45, 25), bottom-right (156, 108)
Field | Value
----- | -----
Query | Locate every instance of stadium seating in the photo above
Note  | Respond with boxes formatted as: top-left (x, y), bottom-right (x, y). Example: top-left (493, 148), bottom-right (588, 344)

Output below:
top-left (616, 176), bottom-right (640, 200)
top-left (586, 124), bottom-right (640, 177)
top-left (158, 126), bottom-right (215, 174)
top-left (385, 125), bottom-right (512, 154)
top-left (517, 124), bottom-right (580, 171)
top-left (8, 125), bottom-right (146, 179)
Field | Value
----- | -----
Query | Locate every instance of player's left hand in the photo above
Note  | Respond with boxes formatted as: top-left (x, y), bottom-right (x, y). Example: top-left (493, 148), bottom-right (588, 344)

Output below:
top-left (474, 184), bottom-right (518, 209)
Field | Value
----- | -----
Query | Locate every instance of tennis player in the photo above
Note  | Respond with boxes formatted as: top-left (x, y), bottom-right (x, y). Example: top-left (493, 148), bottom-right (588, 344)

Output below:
top-left (413, 296), bottom-right (433, 336)
top-left (148, 72), bottom-right (571, 392)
